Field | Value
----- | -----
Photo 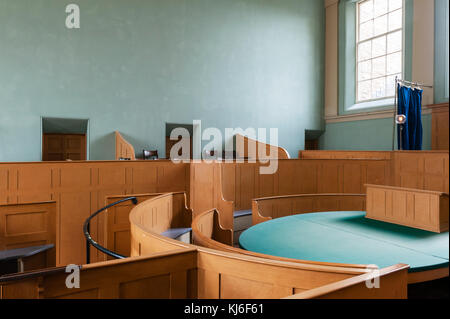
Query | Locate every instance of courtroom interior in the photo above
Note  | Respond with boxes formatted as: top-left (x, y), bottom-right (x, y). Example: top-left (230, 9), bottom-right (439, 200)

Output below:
top-left (0, 0), bottom-right (449, 301)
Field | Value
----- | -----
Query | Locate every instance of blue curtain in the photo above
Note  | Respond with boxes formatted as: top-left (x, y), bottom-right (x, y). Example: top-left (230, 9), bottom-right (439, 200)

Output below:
top-left (397, 84), bottom-right (423, 150)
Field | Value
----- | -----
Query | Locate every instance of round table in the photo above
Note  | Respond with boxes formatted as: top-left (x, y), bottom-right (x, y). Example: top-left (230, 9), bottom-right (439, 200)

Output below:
top-left (239, 211), bottom-right (449, 282)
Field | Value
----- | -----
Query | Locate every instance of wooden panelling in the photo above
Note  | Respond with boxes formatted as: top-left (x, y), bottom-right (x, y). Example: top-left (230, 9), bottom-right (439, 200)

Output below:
top-left (195, 249), bottom-right (407, 299)
top-left (366, 184), bottom-right (449, 233)
top-left (0, 277), bottom-right (40, 299)
top-left (299, 150), bottom-right (392, 160)
top-left (0, 201), bottom-right (56, 268)
top-left (42, 249), bottom-right (197, 299)
top-left (115, 131), bottom-right (136, 160)
top-left (393, 151), bottom-right (449, 193)
top-left (0, 161), bottom-right (190, 265)
top-left (0, 249), bottom-right (408, 299)
top-left (190, 159), bottom-right (390, 231)
top-left (285, 264), bottom-right (408, 299)
top-left (429, 103), bottom-right (449, 150)
top-left (252, 194), bottom-right (366, 225)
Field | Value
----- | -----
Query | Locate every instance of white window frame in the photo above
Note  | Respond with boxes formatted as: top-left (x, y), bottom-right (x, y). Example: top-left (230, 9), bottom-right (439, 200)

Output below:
top-left (355, 0), bottom-right (405, 104)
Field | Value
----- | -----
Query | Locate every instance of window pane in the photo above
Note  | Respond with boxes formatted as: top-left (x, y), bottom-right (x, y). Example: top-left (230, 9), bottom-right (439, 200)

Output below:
top-left (388, 9), bottom-right (402, 31)
top-left (389, 0), bottom-right (402, 11)
top-left (372, 35), bottom-right (386, 58)
top-left (386, 74), bottom-right (396, 96)
top-left (386, 73), bottom-right (401, 96)
top-left (358, 60), bottom-right (372, 81)
top-left (374, 0), bottom-right (388, 17)
top-left (358, 80), bottom-right (372, 101)
top-left (387, 52), bottom-right (402, 74)
top-left (387, 30), bottom-right (402, 53)
top-left (360, 20), bottom-right (373, 41)
top-left (359, 0), bottom-right (373, 23)
top-left (372, 56), bottom-right (386, 78)
top-left (358, 41), bottom-right (372, 61)
top-left (372, 77), bottom-right (386, 99)
top-left (373, 15), bottom-right (388, 37)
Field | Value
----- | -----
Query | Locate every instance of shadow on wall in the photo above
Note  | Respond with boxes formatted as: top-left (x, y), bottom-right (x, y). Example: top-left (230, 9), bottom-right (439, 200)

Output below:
top-left (90, 132), bottom-right (116, 161)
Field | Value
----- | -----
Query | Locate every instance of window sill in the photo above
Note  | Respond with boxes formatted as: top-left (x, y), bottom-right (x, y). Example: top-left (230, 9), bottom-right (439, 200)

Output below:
top-left (346, 98), bottom-right (395, 112)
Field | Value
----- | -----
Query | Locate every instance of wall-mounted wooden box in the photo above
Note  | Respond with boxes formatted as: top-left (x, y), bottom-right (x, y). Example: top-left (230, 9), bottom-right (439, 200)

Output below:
top-left (365, 184), bottom-right (449, 233)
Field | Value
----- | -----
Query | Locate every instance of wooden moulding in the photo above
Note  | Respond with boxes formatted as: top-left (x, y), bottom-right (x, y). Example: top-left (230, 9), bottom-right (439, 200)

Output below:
top-left (365, 184), bottom-right (449, 233)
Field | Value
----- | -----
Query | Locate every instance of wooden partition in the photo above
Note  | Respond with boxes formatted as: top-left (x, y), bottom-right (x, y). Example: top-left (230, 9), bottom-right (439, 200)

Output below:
top-left (0, 201), bottom-right (57, 269)
top-left (190, 159), bottom-right (391, 230)
top-left (0, 248), bottom-right (408, 299)
top-left (0, 161), bottom-right (190, 265)
top-left (235, 134), bottom-right (290, 160)
top-left (115, 131), bottom-right (136, 160)
top-left (299, 150), bottom-right (392, 160)
top-left (392, 151), bottom-right (449, 193)
top-left (252, 194), bottom-right (366, 225)
top-left (190, 162), bottom-right (234, 230)
top-left (429, 103), bottom-right (449, 150)
top-left (191, 209), bottom-right (233, 246)
top-left (366, 184), bottom-right (449, 233)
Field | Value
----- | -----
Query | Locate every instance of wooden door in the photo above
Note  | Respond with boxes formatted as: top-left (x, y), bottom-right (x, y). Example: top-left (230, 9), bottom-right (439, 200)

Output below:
top-left (43, 134), bottom-right (86, 161)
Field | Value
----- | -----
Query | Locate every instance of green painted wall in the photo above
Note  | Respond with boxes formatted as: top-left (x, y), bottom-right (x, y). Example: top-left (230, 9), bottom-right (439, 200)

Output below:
top-left (0, 0), bottom-right (325, 162)
top-left (320, 115), bottom-right (432, 151)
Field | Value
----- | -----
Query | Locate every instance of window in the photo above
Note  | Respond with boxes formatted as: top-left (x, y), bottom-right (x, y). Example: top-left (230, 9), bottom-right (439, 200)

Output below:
top-left (356, 0), bottom-right (403, 103)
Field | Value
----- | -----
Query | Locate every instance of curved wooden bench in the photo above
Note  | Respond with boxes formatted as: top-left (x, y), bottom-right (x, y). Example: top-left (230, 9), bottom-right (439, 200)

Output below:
top-left (192, 208), bottom-right (370, 270)
top-left (0, 194), bottom-right (408, 299)
top-left (127, 196), bottom-right (408, 299)
top-left (252, 193), bottom-right (366, 225)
